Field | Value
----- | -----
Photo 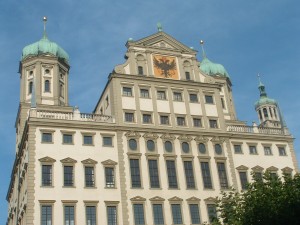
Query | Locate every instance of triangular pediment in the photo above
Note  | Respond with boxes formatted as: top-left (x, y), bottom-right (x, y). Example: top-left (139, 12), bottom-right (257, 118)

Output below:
top-left (204, 197), bottom-right (217, 203)
top-left (60, 157), bottom-right (77, 164)
top-left (149, 196), bottom-right (165, 202)
top-left (281, 167), bottom-right (293, 172)
top-left (81, 158), bottom-right (98, 165)
top-left (39, 156), bottom-right (56, 163)
top-left (186, 196), bottom-right (201, 202)
top-left (130, 196), bottom-right (146, 202)
top-left (127, 32), bottom-right (197, 54)
top-left (236, 165), bottom-right (249, 171)
top-left (252, 165), bottom-right (264, 172)
top-left (266, 166), bottom-right (278, 171)
top-left (101, 159), bottom-right (118, 166)
top-left (168, 196), bottom-right (183, 202)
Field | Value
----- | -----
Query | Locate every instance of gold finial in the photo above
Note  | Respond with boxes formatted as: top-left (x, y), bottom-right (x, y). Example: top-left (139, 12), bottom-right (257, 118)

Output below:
top-left (200, 40), bottom-right (204, 45)
top-left (43, 16), bottom-right (48, 38)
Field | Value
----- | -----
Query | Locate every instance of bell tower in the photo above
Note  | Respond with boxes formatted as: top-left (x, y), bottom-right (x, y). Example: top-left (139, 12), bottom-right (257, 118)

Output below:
top-left (19, 17), bottom-right (70, 107)
top-left (254, 76), bottom-right (283, 128)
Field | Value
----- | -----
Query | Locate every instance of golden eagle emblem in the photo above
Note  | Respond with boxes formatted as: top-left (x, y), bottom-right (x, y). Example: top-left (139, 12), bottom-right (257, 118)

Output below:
top-left (153, 56), bottom-right (177, 78)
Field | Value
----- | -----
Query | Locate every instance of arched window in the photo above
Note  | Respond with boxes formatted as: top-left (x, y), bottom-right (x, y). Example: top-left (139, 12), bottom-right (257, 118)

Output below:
top-left (273, 108), bottom-right (277, 119)
top-left (44, 80), bottom-right (50, 92)
top-left (263, 108), bottom-right (268, 119)
top-left (29, 81), bottom-right (33, 94)
top-left (269, 107), bottom-right (273, 118)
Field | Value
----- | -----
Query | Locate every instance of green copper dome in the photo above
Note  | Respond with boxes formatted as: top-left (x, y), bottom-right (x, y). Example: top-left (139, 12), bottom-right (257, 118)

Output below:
top-left (254, 80), bottom-right (277, 109)
top-left (22, 35), bottom-right (69, 62)
top-left (200, 57), bottom-right (230, 78)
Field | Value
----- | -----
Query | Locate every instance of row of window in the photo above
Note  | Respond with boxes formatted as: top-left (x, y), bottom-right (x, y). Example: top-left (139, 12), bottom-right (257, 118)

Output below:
top-left (40, 201), bottom-right (217, 225)
top-left (122, 86), bottom-right (219, 105)
top-left (124, 112), bottom-right (218, 128)
top-left (42, 132), bottom-right (113, 146)
top-left (233, 144), bottom-right (287, 156)
top-left (28, 80), bottom-right (64, 97)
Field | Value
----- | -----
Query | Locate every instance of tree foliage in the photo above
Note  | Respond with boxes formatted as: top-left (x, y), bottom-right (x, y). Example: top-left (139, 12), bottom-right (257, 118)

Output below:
top-left (216, 173), bottom-right (300, 225)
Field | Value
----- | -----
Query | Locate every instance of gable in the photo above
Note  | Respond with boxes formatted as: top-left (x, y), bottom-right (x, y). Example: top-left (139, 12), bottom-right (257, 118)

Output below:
top-left (127, 32), bottom-right (197, 55)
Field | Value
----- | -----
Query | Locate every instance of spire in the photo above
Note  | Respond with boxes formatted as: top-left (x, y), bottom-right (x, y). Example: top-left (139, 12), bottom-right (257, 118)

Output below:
top-left (200, 40), bottom-right (207, 59)
top-left (42, 16), bottom-right (48, 39)
top-left (257, 74), bottom-right (267, 97)
top-left (157, 22), bottom-right (163, 32)
top-left (31, 75), bottom-right (36, 108)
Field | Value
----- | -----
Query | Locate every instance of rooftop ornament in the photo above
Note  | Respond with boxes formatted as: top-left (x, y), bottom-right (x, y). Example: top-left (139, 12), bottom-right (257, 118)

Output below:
top-left (157, 22), bottom-right (163, 32)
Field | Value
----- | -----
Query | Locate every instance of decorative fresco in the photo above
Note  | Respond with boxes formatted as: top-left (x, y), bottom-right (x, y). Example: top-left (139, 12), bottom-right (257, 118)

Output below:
top-left (153, 55), bottom-right (178, 79)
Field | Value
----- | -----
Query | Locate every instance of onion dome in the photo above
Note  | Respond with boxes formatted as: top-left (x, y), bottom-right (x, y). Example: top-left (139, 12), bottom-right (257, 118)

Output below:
top-left (21, 17), bottom-right (69, 62)
top-left (199, 40), bottom-right (230, 78)
top-left (254, 79), bottom-right (277, 109)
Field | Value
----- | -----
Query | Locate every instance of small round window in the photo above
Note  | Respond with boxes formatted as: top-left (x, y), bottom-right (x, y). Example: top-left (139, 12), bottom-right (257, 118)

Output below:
top-left (164, 141), bottom-right (173, 152)
top-left (198, 143), bottom-right (206, 154)
top-left (215, 144), bottom-right (222, 155)
top-left (45, 69), bottom-right (50, 74)
top-left (182, 142), bottom-right (190, 153)
top-left (129, 139), bottom-right (137, 150)
top-left (147, 140), bottom-right (155, 151)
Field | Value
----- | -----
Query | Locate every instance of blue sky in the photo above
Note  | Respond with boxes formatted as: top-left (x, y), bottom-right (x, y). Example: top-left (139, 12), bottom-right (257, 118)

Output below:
top-left (0, 0), bottom-right (299, 222)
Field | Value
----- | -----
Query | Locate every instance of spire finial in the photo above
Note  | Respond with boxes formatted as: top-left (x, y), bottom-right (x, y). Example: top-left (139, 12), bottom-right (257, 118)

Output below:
top-left (43, 16), bottom-right (48, 39)
top-left (200, 40), bottom-right (207, 58)
top-left (157, 22), bottom-right (163, 32)
top-left (257, 73), bottom-right (267, 97)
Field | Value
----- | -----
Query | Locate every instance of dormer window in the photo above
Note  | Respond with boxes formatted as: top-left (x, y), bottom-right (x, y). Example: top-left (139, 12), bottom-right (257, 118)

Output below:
top-left (138, 66), bottom-right (144, 75)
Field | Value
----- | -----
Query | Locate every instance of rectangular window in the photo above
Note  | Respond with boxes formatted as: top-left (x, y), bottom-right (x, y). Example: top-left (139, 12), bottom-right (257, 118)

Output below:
top-left (138, 66), bottom-right (144, 75)
top-left (42, 165), bottom-right (52, 186)
top-left (221, 97), bottom-right (226, 109)
top-left (133, 204), bottom-right (145, 225)
top-left (64, 166), bottom-right (74, 187)
top-left (200, 162), bottom-right (212, 189)
top-left (105, 167), bottom-right (115, 188)
top-left (249, 146), bottom-right (257, 154)
top-left (42, 133), bottom-right (52, 143)
top-left (142, 114), bottom-right (152, 124)
top-left (207, 204), bottom-right (217, 224)
top-left (107, 206), bottom-right (117, 225)
top-left (278, 147), bottom-right (286, 156)
top-left (239, 171), bottom-right (248, 190)
top-left (166, 160), bottom-right (178, 188)
top-left (234, 145), bottom-right (242, 154)
top-left (173, 92), bottom-right (182, 101)
top-left (160, 115), bottom-right (169, 125)
top-left (103, 136), bottom-right (113, 146)
top-left (185, 71), bottom-right (191, 80)
top-left (189, 204), bottom-right (201, 224)
top-left (264, 146), bottom-right (272, 155)
top-left (130, 159), bottom-right (141, 188)
top-left (152, 204), bottom-right (164, 225)
top-left (123, 87), bottom-right (132, 96)
top-left (157, 91), bottom-right (166, 100)
top-left (63, 134), bottom-right (73, 144)
top-left (64, 205), bottom-right (75, 225)
top-left (140, 89), bottom-right (150, 98)
top-left (189, 93), bottom-right (198, 102)
top-left (125, 112), bottom-right (134, 122)
top-left (176, 117), bottom-right (186, 126)
top-left (184, 161), bottom-right (195, 189)
top-left (217, 162), bottom-right (229, 189)
top-left (254, 172), bottom-right (263, 181)
top-left (171, 204), bottom-right (183, 224)
top-left (41, 205), bottom-right (52, 225)
top-left (86, 206), bottom-right (96, 225)
top-left (205, 95), bottom-right (214, 104)
top-left (193, 118), bottom-right (202, 127)
top-left (85, 166), bottom-right (95, 187)
top-left (148, 159), bottom-right (160, 188)
top-left (83, 135), bottom-right (93, 145)
top-left (209, 119), bottom-right (218, 128)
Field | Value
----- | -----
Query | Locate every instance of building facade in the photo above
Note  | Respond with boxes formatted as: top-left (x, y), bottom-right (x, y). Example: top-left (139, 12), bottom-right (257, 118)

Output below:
top-left (6, 22), bottom-right (298, 225)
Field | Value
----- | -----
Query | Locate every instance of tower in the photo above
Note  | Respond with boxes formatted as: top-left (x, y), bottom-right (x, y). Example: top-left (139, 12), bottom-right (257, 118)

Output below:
top-left (254, 77), bottom-right (282, 128)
